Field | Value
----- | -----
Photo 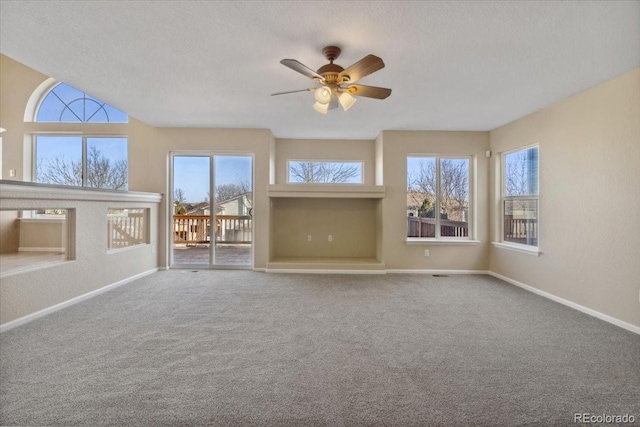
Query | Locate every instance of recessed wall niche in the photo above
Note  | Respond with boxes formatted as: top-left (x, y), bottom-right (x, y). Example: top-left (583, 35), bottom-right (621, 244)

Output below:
top-left (0, 209), bottom-right (74, 277)
top-left (272, 198), bottom-right (377, 259)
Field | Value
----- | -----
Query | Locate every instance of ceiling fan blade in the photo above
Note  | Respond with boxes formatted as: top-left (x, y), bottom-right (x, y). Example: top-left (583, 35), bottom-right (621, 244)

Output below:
top-left (345, 84), bottom-right (392, 99)
top-left (339, 55), bottom-right (385, 84)
top-left (280, 59), bottom-right (324, 80)
top-left (271, 89), bottom-right (313, 96)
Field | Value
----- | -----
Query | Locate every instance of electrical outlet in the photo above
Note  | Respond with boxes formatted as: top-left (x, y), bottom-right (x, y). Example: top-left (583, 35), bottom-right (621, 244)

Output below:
top-left (9, 169), bottom-right (16, 177)
top-left (307, 235), bottom-right (312, 242)
top-left (328, 235), bottom-right (332, 242)
top-left (424, 249), bottom-right (430, 257)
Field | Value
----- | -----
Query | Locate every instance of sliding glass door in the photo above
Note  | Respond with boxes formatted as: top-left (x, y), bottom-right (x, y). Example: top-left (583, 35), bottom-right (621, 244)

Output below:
top-left (213, 156), bottom-right (253, 266)
top-left (171, 154), bottom-right (253, 268)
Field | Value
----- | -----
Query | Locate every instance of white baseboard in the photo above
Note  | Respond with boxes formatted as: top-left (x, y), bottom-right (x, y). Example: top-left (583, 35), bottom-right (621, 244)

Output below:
top-left (266, 268), bottom-right (387, 275)
top-left (253, 267), bottom-right (267, 272)
top-left (387, 269), bottom-right (490, 275)
top-left (264, 269), bottom-right (489, 275)
top-left (0, 268), bottom-right (158, 333)
top-left (488, 271), bottom-right (640, 335)
top-left (18, 247), bottom-right (65, 252)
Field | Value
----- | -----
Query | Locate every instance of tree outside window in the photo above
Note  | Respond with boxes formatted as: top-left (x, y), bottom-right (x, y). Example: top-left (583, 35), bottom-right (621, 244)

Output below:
top-left (35, 136), bottom-right (128, 190)
top-left (288, 161), bottom-right (362, 184)
top-left (407, 156), bottom-right (470, 239)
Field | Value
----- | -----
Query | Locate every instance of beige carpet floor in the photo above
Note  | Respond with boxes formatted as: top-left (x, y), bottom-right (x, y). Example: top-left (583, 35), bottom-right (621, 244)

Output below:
top-left (1, 271), bottom-right (638, 426)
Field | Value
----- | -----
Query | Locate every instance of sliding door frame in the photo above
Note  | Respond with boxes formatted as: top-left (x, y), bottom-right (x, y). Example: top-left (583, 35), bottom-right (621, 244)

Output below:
top-left (168, 150), bottom-right (254, 270)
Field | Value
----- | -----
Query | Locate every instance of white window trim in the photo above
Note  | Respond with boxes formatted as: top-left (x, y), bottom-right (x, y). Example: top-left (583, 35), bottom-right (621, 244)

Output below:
top-left (500, 143), bottom-right (539, 250)
top-left (406, 238), bottom-right (481, 245)
top-left (286, 159), bottom-right (364, 184)
top-left (492, 241), bottom-right (541, 256)
top-left (24, 77), bottom-right (58, 122)
top-left (406, 154), bottom-right (475, 241)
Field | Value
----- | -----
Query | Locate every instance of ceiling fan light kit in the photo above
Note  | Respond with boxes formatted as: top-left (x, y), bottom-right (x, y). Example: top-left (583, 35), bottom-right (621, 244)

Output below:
top-left (314, 86), bottom-right (332, 104)
top-left (338, 92), bottom-right (357, 111)
top-left (272, 46), bottom-right (392, 114)
top-left (313, 101), bottom-right (329, 114)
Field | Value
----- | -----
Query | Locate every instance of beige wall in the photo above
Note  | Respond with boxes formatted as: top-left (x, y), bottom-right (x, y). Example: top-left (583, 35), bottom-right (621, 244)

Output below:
top-left (136, 128), bottom-right (274, 269)
top-left (0, 211), bottom-right (19, 254)
top-left (489, 67), bottom-right (640, 328)
top-left (19, 219), bottom-right (65, 249)
top-left (0, 55), bottom-right (49, 181)
top-left (272, 198), bottom-right (378, 259)
top-left (379, 131), bottom-right (490, 270)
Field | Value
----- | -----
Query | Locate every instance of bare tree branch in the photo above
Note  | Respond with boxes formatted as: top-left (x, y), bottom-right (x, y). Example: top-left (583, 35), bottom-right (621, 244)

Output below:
top-left (505, 152), bottom-right (529, 196)
top-left (289, 162), bottom-right (360, 183)
top-left (439, 159), bottom-right (468, 221)
top-left (37, 146), bottom-right (127, 190)
top-left (216, 183), bottom-right (245, 202)
top-left (407, 159), bottom-right (436, 217)
top-left (174, 188), bottom-right (187, 214)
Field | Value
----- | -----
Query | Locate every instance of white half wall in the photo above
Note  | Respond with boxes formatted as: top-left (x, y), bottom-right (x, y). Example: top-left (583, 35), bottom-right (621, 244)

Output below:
top-left (0, 182), bottom-right (162, 325)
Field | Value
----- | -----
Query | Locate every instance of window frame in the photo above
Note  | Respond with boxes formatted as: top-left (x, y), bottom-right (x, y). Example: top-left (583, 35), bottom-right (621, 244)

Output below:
top-left (406, 154), bottom-right (475, 242)
top-left (500, 143), bottom-right (539, 251)
top-left (34, 82), bottom-right (128, 124)
top-left (286, 159), bottom-right (365, 184)
top-left (33, 134), bottom-right (128, 190)
top-left (25, 79), bottom-right (130, 192)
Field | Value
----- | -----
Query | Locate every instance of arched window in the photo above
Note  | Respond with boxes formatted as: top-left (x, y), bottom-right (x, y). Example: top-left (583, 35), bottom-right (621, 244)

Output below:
top-left (36, 83), bottom-right (127, 123)
top-left (31, 81), bottom-right (129, 190)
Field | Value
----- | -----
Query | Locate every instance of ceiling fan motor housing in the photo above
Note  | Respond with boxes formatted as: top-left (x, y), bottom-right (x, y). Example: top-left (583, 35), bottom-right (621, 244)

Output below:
top-left (318, 46), bottom-right (348, 85)
top-left (317, 63), bottom-right (344, 85)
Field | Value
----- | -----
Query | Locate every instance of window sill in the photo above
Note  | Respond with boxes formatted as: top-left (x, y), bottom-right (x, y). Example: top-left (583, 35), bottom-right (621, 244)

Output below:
top-left (406, 238), bottom-right (481, 246)
top-left (18, 217), bottom-right (65, 223)
top-left (492, 242), bottom-right (540, 256)
top-left (107, 243), bottom-right (150, 254)
top-left (267, 184), bottom-right (385, 199)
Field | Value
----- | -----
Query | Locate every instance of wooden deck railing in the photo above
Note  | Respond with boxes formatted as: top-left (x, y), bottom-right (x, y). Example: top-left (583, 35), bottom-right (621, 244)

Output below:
top-left (407, 216), bottom-right (537, 243)
top-left (108, 211), bottom-right (147, 249)
top-left (504, 217), bottom-right (538, 246)
top-left (173, 215), bottom-right (252, 244)
top-left (407, 217), bottom-right (469, 238)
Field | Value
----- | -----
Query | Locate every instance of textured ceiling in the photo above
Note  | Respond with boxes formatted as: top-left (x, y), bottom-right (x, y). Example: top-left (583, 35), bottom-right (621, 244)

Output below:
top-left (1, 1), bottom-right (639, 139)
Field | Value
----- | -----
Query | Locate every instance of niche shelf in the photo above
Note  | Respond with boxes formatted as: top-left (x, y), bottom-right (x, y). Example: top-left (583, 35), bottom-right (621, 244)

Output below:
top-left (267, 257), bottom-right (385, 272)
top-left (267, 184), bottom-right (385, 199)
top-left (268, 189), bottom-right (383, 272)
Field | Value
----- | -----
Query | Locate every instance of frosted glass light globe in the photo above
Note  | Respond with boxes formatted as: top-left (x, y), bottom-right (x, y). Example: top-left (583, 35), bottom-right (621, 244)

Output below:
top-left (314, 86), bottom-right (332, 104)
